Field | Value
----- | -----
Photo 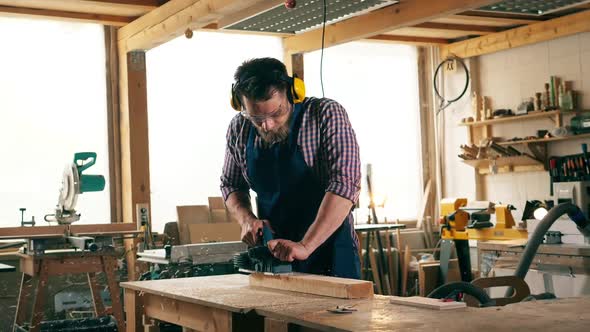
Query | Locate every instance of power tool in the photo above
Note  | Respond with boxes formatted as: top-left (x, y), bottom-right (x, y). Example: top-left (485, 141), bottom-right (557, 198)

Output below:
top-left (233, 224), bottom-right (292, 274)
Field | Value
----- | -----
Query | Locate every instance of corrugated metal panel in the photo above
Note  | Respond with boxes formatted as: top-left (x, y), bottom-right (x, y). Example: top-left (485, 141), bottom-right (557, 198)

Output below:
top-left (225, 0), bottom-right (398, 34)
top-left (477, 0), bottom-right (590, 16)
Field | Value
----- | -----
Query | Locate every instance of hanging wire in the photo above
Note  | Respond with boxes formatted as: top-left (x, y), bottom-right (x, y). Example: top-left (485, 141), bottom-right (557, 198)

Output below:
top-left (320, 0), bottom-right (327, 97)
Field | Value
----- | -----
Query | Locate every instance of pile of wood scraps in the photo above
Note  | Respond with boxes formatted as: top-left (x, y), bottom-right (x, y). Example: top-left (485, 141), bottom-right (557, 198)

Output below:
top-left (175, 197), bottom-right (240, 245)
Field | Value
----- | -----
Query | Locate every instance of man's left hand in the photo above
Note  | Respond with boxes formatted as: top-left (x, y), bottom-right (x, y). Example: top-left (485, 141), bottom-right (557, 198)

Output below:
top-left (267, 239), bottom-right (311, 262)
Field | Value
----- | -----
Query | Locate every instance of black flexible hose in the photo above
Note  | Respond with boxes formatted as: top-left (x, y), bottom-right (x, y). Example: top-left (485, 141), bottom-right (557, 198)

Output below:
top-left (507, 202), bottom-right (590, 297)
top-left (427, 281), bottom-right (495, 307)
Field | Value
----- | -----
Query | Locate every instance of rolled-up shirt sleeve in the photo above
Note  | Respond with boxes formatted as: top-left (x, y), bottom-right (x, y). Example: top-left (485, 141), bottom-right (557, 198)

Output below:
top-left (220, 117), bottom-right (250, 201)
top-left (320, 101), bottom-right (361, 204)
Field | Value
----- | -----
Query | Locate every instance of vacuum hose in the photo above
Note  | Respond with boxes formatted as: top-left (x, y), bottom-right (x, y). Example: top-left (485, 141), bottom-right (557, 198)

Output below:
top-left (428, 281), bottom-right (495, 307)
top-left (506, 202), bottom-right (590, 296)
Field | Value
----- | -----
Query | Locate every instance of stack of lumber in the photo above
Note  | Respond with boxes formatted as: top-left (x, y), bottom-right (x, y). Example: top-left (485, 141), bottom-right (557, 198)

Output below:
top-left (176, 197), bottom-right (240, 244)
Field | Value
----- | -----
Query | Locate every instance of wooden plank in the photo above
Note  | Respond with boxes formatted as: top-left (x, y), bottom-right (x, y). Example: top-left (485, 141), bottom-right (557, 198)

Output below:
top-left (177, 205), bottom-right (210, 244)
top-left (143, 292), bottom-right (232, 331)
top-left (208, 197), bottom-right (226, 210)
top-left (0, 223), bottom-right (137, 239)
top-left (366, 34), bottom-right (449, 45)
top-left (105, 26), bottom-right (123, 224)
top-left (0, 0), bottom-right (157, 17)
top-left (249, 272), bottom-right (373, 299)
top-left (0, 5), bottom-right (132, 26)
top-left (282, 0), bottom-right (498, 54)
top-left (188, 223), bottom-right (240, 243)
top-left (368, 245), bottom-right (382, 294)
top-left (389, 296), bottom-right (466, 310)
top-left (118, 0), bottom-right (269, 52)
top-left (418, 260), bottom-right (460, 297)
top-left (441, 9), bottom-right (590, 58)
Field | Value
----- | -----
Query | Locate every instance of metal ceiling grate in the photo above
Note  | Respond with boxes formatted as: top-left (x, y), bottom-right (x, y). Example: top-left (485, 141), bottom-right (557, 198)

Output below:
top-left (477, 0), bottom-right (590, 16)
top-left (225, 0), bottom-right (399, 34)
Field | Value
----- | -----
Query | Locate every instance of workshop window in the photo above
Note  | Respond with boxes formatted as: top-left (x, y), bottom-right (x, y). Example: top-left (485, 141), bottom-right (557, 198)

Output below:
top-left (147, 32), bottom-right (284, 232)
top-left (0, 18), bottom-right (110, 227)
top-left (304, 42), bottom-right (422, 221)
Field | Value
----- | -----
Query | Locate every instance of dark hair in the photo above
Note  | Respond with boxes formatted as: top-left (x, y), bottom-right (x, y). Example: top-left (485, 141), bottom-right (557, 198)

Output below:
top-left (233, 58), bottom-right (290, 103)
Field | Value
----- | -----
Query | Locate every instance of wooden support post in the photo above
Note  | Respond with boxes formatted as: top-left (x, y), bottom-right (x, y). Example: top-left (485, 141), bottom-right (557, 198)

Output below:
top-left (88, 272), bottom-right (106, 317)
top-left (119, 50), bottom-right (151, 280)
top-left (103, 256), bottom-right (125, 332)
top-left (124, 288), bottom-right (144, 332)
top-left (29, 261), bottom-right (49, 332)
top-left (265, 317), bottom-right (289, 332)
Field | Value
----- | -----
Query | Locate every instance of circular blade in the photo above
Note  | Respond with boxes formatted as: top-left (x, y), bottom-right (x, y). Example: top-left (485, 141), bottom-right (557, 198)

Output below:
top-left (59, 163), bottom-right (79, 211)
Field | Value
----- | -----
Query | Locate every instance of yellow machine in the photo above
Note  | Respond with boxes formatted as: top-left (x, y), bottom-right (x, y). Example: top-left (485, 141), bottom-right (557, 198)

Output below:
top-left (438, 198), bottom-right (528, 283)
top-left (439, 198), bottom-right (528, 241)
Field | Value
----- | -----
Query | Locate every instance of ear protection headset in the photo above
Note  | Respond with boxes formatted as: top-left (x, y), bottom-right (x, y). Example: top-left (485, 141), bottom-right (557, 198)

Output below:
top-left (230, 72), bottom-right (306, 111)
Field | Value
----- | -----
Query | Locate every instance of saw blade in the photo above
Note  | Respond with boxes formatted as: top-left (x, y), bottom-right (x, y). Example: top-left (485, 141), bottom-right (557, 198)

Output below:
top-left (59, 163), bottom-right (79, 211)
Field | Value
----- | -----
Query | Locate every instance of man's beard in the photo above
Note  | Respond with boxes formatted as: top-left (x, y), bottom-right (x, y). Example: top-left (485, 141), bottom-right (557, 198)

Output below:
top-left (255, 122), bottom-right (290, 145)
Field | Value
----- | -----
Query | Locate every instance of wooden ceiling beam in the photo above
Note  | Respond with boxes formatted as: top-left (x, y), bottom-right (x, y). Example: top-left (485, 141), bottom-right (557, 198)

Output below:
top-left (366, 34), bottom-right (449, 45)
top-left (441, 9), bottom-right (590, 58)
top-left (84, 0), bottom-right (160, 8)
top-left (282, 0), bottom-right (499, 55)
top-left (217, 0), bottom-right (283, 29)
top-left (0, 5), bottom-right (132, 26)
top-left (118, 0), bottom-right (269, 52)
top-left (414, 22), bottom-right (501, 35)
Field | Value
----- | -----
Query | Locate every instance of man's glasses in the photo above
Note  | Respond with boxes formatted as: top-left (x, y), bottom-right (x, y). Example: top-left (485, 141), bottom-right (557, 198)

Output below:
top-left (241, 104), bottom-right (289, 125)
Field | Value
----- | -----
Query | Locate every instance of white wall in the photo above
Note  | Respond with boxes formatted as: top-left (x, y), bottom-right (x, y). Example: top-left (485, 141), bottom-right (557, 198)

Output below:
top-left (442, 32), bottom-right (590, 220)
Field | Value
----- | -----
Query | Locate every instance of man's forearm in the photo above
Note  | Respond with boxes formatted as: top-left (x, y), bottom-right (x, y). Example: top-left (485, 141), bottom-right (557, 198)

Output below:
top-left (226, 191), bottom-right (257, 226)
top-left (300, 192), bottom-right (353, 253)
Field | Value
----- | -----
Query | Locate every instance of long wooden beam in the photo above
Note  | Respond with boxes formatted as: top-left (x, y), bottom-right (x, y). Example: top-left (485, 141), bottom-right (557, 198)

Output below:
top-left (0, 5), bottom-right (132, 26)
top-left (0, 223), bottom-right (138, 240)
top-left (118, 0), bottom-right (269, 52)
top-left (441, 9), bottom-right (590, 58)
top-left (414, 22), bottom-right (501, 35)
top-left (282, 0), bottom-right (498, 55)
top-left (366, 34), bottom-right (449, 45)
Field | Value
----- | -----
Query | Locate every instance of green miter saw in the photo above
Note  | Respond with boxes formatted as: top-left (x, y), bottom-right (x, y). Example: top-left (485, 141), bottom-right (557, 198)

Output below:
top-left (45, 152), bottom-right (105, 224)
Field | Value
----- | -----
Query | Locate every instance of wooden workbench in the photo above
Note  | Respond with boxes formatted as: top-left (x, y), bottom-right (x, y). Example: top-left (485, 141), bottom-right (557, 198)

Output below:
top-left (121, 274), bottom-right (590, 331)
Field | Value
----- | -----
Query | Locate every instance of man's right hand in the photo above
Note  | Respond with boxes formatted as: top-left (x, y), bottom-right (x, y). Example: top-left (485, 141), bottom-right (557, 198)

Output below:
top-left (240, 218), bottom-right (270, 246)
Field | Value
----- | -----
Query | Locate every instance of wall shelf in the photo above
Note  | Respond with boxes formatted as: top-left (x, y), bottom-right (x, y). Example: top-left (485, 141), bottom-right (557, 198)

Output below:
top-left (461, 155), bottom-right (545, 174)
top-left (498, 133), bottom-right (590, 146)
top-left (459, 110), bottom-right (562, 127)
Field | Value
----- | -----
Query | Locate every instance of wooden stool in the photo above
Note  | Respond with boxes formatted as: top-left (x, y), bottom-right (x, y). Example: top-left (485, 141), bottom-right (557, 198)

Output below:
top-left (13, 251), bottom-right (125, 332)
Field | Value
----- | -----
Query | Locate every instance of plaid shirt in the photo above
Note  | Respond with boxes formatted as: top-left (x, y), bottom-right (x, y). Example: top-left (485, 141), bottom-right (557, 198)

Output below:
top-left (220, 97), bottom-right (361, 204)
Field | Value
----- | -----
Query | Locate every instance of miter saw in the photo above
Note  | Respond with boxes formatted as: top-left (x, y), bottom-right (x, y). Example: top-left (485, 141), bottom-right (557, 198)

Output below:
top-left (45, 152), bottom-right (105, 224)
top-left (18, 152), bottom-right (107, 254)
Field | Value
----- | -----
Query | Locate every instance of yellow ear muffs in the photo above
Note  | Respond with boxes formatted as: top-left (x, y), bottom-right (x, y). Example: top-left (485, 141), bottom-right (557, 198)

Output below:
top-left (230, 83), bottom-right (241, 111)
top-left (291, 76), bottom-right (306, 104)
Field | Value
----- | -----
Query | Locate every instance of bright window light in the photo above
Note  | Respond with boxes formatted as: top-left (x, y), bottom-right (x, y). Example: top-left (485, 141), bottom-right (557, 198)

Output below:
top-left (0, 17), bottom-right (110, 227)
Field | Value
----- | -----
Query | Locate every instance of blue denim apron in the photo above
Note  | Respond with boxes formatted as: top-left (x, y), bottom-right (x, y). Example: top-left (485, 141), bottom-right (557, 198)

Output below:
top-left (246, 103), bottom-right (360, 278)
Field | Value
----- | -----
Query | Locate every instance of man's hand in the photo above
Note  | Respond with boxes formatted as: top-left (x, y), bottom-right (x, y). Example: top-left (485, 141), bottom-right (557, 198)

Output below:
top-left (267, 239), bottom-right (311, 262)
top-left (240, 218), bottom-right (269, 246)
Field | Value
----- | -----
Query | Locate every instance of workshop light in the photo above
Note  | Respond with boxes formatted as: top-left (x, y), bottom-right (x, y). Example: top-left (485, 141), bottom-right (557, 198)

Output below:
top-left (534, 207), bottom-right (549, 220)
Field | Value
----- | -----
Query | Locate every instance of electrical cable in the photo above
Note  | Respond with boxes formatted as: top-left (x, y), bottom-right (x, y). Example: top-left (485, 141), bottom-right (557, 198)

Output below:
top-left (433, 55), bottom-right (470, 115)
top-left (320, 0), bottom-right (327, 97)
